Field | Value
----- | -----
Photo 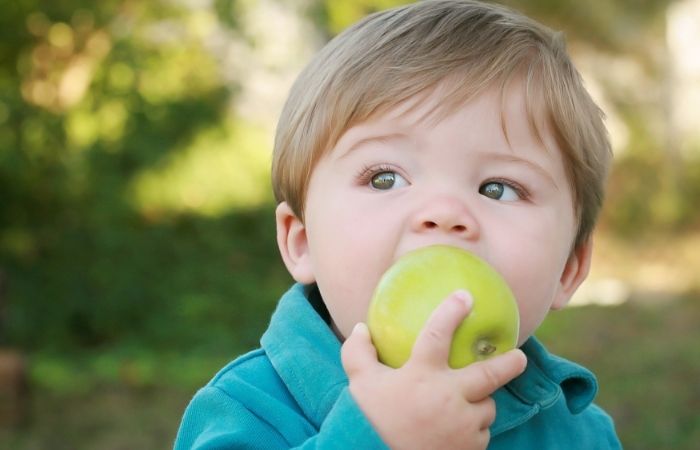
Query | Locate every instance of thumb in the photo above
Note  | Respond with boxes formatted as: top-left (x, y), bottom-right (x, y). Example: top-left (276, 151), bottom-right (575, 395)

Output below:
top-left (462, 349), bottom-right (528, 401)
top-left (341, 322), bottom-right (379, 378)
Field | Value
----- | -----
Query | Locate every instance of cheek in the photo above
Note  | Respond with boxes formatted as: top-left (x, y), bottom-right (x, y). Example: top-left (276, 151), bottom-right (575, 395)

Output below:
top-left (512, 280), bottom-right (559, 344)
top-left (492, 226), bottom-right (573, 342)
top-left (305, 206), bottom-right (398, 338)
top-left (502, 254), bottom-right (561, 345)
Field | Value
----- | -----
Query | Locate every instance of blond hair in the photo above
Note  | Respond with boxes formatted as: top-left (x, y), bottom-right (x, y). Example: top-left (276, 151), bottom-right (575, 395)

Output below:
top-left (272, 0), bottom-right (611, 248)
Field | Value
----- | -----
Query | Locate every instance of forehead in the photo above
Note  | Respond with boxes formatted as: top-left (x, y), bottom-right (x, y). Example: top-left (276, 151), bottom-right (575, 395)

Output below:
top-left (323, 79), bottom-right (572, 211)
top-left (335, 74), bottom-right (554, 157)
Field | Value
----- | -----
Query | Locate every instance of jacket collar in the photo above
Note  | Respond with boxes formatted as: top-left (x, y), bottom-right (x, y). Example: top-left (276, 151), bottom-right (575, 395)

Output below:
top-left (262, 283), bottom-right (599, 435)
top-left (260, 284), bottom-right (347, 429)
top-left (491, 337), bottom-right (599, 435)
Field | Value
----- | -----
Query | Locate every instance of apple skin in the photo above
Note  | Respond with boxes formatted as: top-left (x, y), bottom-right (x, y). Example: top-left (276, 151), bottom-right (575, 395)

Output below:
top-left (367, 245), bottom-right (520, 369)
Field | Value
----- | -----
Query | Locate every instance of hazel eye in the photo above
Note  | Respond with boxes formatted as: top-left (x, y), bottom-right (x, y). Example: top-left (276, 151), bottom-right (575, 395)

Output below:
top-left (479, 181), bottom-right (520, 201)
top-left (370, 171), bottom-right (408, 190)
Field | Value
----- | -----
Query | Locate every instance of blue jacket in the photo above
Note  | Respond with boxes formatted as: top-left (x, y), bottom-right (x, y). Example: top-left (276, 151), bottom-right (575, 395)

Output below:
top-left (175, 284), bottom-right (622, 449)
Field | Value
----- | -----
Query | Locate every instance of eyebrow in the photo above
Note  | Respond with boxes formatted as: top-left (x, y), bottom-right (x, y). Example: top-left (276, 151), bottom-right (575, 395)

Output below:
top-left (487, 153), bottom-right (560, 190)
top-left (336, 132), bottom-right (410, 159)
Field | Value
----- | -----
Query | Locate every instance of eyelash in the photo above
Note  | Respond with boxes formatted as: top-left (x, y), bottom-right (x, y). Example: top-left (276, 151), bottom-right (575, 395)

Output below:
top-left (355, 165), bottom-right (530, 199)
top-left (355, 164), bottom-right (404, 185)
top-left (483, 177), bottom-right (530, 200)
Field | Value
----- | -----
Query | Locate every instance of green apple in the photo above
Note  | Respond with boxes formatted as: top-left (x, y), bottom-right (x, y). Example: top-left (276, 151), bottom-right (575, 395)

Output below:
top-left (367, 245), bottom-right (520, 369)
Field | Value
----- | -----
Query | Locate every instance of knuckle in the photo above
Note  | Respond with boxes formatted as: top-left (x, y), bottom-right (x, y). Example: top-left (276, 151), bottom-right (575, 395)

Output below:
top-left (340, 341), bottom-right (352, 359)
top-left (479, 429), bottom-right (491, 449)
top-left (481, 364), bottom-right (502, 391)
top-left (341, 345), bottom-right (360, 374)
top-left (484, 400), bottom-right (496, 424)
top-left (424, 325), bottom-right (446, 343)
top-left (485, 397), bottom-right (496, 411)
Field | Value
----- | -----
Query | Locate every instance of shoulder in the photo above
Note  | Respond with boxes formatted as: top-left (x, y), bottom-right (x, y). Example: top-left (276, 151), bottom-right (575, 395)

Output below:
top-left (538, 402), bottom-right (621, 449)
top-left (209, 348), bottom-right (275, 390)
top-left (181, 348), bottom-right (278, 413)
top-left (490, 338), bottom-right (622, 449)
top-left (174, 349), bottom-right (312, 450)
top-left (204, 348), bottom-right (300, 411)
top-left (575, 403), bottom-right (622, 448)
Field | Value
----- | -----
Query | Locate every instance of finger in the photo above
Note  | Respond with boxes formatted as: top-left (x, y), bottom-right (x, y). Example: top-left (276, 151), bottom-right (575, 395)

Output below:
top-left (409, 290), bottom-right (472, 367)
top-left (462, 349), bottom-right (527, 401)
top-left (341, 322), bottom-right (379, 378)
top-left (475, 428), bottom-right (491, 449)
top-left (473, 397), bottom-right (497, 430)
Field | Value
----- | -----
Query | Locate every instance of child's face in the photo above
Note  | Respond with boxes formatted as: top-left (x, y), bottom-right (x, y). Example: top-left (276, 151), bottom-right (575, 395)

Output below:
top-left (277, 79), bottom-right (591, 346)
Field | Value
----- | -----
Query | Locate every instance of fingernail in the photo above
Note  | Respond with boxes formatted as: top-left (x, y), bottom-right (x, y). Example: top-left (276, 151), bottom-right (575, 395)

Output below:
top-left (353, 322), bottom-right (369, 335)
top-left (453, 290), bottom-right (473, 309)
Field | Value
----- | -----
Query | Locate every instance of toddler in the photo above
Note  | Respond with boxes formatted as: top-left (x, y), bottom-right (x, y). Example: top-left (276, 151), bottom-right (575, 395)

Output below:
top-left (175, 1), bottom-right (622, 448)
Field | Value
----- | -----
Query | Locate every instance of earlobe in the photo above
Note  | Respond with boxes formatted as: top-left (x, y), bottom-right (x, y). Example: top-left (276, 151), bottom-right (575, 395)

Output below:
top-left (275, 202), bottom-right (315, 284)
top-left (551, 237), bottom-right (593, 310)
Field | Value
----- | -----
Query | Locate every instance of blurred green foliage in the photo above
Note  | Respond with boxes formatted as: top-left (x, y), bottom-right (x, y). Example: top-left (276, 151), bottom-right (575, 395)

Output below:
top-left (2, 0), bottom-right (697, 354)
top-left (0, 0), bottom-right (288, 353)
top-left (537, 295), bottom-right (700, 450)
top-left (316, 0), bottom-right (675, 51)
top-left (315, 0), bottom-right (412, 35)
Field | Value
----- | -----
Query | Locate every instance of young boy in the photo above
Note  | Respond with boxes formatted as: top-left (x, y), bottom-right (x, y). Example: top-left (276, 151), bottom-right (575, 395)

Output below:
top-left (175, 1), bottom-right (622, 448)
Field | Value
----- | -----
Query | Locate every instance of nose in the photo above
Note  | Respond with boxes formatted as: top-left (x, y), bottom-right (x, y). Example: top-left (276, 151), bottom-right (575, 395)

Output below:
top-left (410, 194), bottom-right (479, 240)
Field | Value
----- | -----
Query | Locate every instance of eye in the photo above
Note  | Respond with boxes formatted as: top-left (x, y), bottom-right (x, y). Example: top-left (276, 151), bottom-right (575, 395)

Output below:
top-left (479, 181), bottom-right (522, 201)
top-left (370, 171), bottom-right (409, 190)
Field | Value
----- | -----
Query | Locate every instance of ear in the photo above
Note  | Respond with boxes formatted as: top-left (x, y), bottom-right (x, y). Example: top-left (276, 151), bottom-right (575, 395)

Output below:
top-left (551, 237), bottom-right (593, 310)
top-left (275, 202), bottom-right (315, 284)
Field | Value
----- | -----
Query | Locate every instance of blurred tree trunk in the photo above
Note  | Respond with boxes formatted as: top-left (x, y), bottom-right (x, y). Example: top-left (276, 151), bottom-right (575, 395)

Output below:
top-left (0, 271), bottom-right (31, 429)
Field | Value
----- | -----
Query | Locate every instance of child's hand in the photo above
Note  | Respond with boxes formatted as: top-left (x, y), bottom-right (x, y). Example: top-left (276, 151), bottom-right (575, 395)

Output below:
top-left (342, 291), bottom-right (527, 450)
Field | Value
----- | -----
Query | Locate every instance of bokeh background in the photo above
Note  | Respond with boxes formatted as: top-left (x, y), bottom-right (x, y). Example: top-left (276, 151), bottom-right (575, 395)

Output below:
top-left (0, 0), bottom-right (698, 448)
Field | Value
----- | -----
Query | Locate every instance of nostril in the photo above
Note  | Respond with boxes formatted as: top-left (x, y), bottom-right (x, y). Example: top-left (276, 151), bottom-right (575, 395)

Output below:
top-left (424, 221), bottom-right (438, 230)
top-left (452, 225), bottom-right (467, 233)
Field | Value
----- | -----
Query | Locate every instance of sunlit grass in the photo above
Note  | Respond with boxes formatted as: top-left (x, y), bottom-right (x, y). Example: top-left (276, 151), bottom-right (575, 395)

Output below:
top-left (538, 294), bottom-right (700, 450)
top-left (29, 349), bottom-right (233, 395)
top-left (4, 287), bottom-right (697, 450)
